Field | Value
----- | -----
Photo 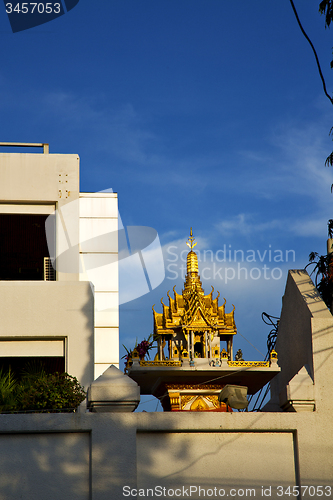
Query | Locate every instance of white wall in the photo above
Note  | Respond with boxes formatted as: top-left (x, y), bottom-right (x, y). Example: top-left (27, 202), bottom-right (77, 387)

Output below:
top-left (268, 270), bottom-right (333, 413)
top-left (0, 281), bottom-right (94, 388)
top-left (79, 193), bottom-right (119, 376)
top-left (0, 432), bottom-right (90, 500)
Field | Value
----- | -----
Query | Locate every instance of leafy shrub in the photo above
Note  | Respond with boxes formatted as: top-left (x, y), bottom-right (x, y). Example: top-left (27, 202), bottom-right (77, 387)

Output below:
top-left (0, 369), bottom-right (86, 413)
top-left (17, 372), bottom-right (86, 412)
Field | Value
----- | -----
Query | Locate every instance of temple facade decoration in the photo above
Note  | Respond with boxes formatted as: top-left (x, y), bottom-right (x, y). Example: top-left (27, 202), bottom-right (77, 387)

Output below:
top-left (153, 228), bottom-right (236, 363)
top-left (126, 229), bottom-right (280, 412)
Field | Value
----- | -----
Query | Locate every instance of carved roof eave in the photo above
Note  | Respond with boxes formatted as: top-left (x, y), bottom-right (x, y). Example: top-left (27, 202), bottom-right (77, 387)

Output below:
top-left (217, 329), bottom-right (237, 336)
top-left (179, 325), bottom-right (237, 335)
top-left (154, 329), bottom-right (178, 337)
top-left (154, 316), bottom-right (237, 332)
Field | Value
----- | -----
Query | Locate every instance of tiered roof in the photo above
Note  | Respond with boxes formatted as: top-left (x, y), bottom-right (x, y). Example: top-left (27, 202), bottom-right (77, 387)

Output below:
top-left (153, 229), bottom-right (237, 337)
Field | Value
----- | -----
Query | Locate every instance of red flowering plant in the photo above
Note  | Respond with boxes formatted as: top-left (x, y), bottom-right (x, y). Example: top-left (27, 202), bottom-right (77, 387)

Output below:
top-left (122, 334), bottom-right (155, 373)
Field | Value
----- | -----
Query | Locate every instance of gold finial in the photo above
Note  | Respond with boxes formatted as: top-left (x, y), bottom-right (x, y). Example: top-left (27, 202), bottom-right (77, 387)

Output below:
top-left (186, 227), bottom-right (197, 250)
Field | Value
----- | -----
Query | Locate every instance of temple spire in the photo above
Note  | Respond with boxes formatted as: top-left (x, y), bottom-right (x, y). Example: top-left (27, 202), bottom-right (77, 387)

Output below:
top-left (186, 227), bottom-right (197, 250)
top-left (184, 228), bottom-right (202, 296)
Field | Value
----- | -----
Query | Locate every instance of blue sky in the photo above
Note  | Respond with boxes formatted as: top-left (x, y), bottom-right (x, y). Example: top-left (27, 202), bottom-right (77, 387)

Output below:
top-left (1, 1), bottom-right (333, 410)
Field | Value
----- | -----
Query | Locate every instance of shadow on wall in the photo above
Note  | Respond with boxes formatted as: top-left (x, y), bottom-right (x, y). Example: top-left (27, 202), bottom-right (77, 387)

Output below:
top-left (0, 430), bottom-right (90, 500)
top-left (135, 412), bottom-right (297, 496)
top-left (0, 412), bottom-right (138, 500)
top-left (80, 285), bottom-right (95, 390)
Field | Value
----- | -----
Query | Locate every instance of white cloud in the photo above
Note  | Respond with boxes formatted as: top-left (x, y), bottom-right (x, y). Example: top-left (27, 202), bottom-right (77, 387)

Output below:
top-left (237, 117), bottom-right (333, 204)
top-left (214, 212), bottom-right (331, 239)
top-left (289, 216), bottom-right (331, 238)
top-left (215, 214), bottom-right (283, 237)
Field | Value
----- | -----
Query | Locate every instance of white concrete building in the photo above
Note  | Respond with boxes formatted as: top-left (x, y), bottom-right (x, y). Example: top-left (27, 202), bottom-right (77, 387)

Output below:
top-left (0, 143), bottom-right (119, 385)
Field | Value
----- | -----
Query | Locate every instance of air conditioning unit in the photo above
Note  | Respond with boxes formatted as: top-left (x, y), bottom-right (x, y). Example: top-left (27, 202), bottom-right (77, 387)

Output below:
top-left (44, 257), bottom-right (56, 281)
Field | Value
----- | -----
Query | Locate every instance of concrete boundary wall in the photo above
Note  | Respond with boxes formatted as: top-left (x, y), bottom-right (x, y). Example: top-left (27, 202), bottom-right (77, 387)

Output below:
top-left (0, 410), bottom-right (332, 500)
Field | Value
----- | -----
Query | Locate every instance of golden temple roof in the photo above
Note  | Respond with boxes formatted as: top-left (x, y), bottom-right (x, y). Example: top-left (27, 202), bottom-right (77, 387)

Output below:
top-left (153, 229), bottom-right (236, 337)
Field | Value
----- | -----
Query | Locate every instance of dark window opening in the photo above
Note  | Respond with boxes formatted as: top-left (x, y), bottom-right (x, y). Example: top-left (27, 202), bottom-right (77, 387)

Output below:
top-left (0, 356), bottom-right (65, 380)
top-left (0, 214), bottom-right (50, 280)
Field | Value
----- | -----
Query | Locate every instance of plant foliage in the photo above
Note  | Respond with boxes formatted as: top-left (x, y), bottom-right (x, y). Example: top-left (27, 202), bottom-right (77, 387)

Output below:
top-left (306, 252), bottom-right (333, 308)
top-left (17, 372), bottom-right (86, 412)
top-left (122, 333), bottom-right (155, 371)
top-left (319, 0), bottom-right (333, 30)
top-left (0, 369), bottom-right (86, 413)
top-left (0, 369), bottom-right (18, 412)
top-left (306, 221), bottom-right (333, 310)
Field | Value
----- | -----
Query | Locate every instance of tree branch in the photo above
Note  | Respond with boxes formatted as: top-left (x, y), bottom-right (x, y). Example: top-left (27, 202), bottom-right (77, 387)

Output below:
top-left (289, 0), bottom-right (333, 105)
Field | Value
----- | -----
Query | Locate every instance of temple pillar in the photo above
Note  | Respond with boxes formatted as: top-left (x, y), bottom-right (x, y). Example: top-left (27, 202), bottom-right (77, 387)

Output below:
top-left (191, 331), bottom-right (194, 359)
top-left (158, 337), bottom-right (163, 360)
top-left (227, 337), bottom-right (233, 360)
top-left (205, 330), bottom-right (208, 359)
